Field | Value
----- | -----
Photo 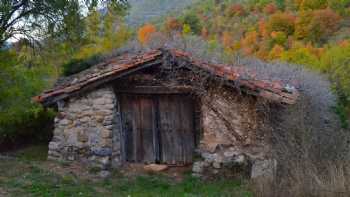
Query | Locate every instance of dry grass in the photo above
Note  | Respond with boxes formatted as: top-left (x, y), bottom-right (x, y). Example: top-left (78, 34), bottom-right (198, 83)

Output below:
top-left (250, 161), bottom-right (350, 197)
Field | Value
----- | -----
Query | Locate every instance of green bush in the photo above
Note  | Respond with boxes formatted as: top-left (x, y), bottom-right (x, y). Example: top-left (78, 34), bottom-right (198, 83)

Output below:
top-left (62, 54), bottom-right (102, 76)
top-left (0, 50), bottom-right (56, 148)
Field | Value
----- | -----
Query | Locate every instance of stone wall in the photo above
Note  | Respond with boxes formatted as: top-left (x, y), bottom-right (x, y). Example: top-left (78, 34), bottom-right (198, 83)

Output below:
top-left (193, 87), bottom-right (272, 178)
top-left (48, 87), bottom-right (121, 175)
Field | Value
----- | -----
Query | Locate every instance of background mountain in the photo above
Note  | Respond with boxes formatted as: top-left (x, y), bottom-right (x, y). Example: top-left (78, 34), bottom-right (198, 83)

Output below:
top-left (126, 0), bottom-right (196, 26)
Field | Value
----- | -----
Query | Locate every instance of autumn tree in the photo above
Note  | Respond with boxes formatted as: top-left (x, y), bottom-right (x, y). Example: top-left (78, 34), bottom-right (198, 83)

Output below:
top-left (226, 4), bottom-right (246, 17)
top-left (138, 23), bottom-right (157, 45)
top-left (297, 0), bottom-right (328, 10)
top-left (165, 17), bottom-right (182, 33)
top-left (267, 12), bottom-right (296, 35)
top-left (264, 3), bottom-right (278, 14)
top-left (241, 30), bottom-right (259, 55)
top-left (295, 9), bottom-right (340, 43)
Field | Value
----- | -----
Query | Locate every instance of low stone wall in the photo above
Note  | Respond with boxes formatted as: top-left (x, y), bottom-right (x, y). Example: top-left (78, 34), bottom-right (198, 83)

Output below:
top-left (193, 87), bottom-right (272, 178)
top-left (48, 87), bottom-right (121, 175)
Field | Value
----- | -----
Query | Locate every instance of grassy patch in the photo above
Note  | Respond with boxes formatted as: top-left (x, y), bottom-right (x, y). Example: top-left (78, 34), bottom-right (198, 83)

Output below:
top-left (0, 145), bottom-right (252, 196)
top-left (8, 144), bottom-right (48, 161)
top-left (103, 175), bottom-right (252, 197)
top-left (0, 159), bottom-right (252, 197)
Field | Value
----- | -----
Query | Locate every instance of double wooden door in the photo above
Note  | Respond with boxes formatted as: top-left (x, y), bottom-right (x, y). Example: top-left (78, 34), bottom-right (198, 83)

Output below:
top-left (119, 94), bottom-right (195, 165)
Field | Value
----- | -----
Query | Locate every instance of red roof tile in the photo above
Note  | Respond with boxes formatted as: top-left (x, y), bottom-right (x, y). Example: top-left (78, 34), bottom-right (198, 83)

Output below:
top-left (33, 49), bottom-right (299, 106)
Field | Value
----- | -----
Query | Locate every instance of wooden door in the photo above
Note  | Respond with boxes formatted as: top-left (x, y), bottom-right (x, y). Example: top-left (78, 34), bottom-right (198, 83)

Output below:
top-left (158, 95), bottom-right (195, 165)
top-left (119, 94), bottom-right (157, 163)
top-left (119, 94), bottom-right (195, 165)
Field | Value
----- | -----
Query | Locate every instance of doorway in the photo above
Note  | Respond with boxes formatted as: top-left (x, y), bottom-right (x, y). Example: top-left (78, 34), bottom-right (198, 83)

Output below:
top-left (119, 94), bottom-right (196, 165)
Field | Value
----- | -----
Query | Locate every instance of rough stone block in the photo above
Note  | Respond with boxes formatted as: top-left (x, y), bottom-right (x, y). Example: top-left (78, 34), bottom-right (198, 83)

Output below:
top-left (101, 129), bottom-right (112, 138)
top-left (49, 141), bottom-right (61, 151)
top-left (92, 148), bottom-right (112, 156)
top-left (251, 159), bottom-right (277, 179)
top-left (144, 164), bottom-right (168, 172)
top-left (99, 170), bottom-right (111, 179)
top-left (192, 161), bottom-right (206, 173)
top-left (100, 138), bottom-right (112, 147)
top-left (212, 162), bottom-right (221, 169)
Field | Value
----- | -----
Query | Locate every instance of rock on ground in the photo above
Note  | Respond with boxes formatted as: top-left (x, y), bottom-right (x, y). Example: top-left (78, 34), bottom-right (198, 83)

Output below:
top-left (143, 164), bottom-right (168, 172)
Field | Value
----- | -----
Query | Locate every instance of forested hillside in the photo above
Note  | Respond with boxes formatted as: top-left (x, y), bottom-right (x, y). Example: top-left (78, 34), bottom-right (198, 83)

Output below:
top-left (138, 0), bottom-right (350, 125)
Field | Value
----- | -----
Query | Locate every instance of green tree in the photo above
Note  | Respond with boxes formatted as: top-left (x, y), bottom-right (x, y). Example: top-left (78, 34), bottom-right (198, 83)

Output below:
top-left (0, 0), bottom-right (129, 47)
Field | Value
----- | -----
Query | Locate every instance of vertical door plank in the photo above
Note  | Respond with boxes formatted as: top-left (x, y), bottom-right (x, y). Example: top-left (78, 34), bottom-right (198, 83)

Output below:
top-left (179, 96), bottom-right (195, 164)
top-left (120, 95), bottom-right (136, 162)
top-left (139, 96), bottom-right (156, 163)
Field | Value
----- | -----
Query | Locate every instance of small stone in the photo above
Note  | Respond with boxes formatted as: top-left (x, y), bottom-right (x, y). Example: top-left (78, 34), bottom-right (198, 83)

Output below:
top-left (94, 98), bottom-right (107, 105)
top-left (213, 162), bottom-right (221, 169)
top-left (101, 129), bottom-right (112, 138)
top-left (49, 142), bottom-right (60, 150)
top-left (103, 104), bottom-right (115, 110)
top-left (144, 164), bottom-right (168, 172)
top-left (192, 161), bottom-right (205, 173)
top-left (60, 119), bottom-right (70, 126)
top-left (77, 132), bottom-right (88, 143)
top-left (68, 155), bottom-right (75, 161)
top-left (105, 125), bottom-right (113, 130)
top-left (192, 173), bottom-right (202, 178)
top-left (99, 170), bottom-right (111, 179)
top-left (251, 159), bottom-right (277, 179)
top-left (234, 155), bottom-right (245, 164)
top-left (202, 152), bottom-right (215, 163)
top-left (92, 148), bottom-right (112, 156)
top-left (99, 156), bottom-right (111, 166)
top-left (100, 138), bottom-right (112, 147)
top-left (95, 115), bottom-right (104, 123)
top-left (212, 169), bottom-right (219, 174)
top-left (80, 116), bottom-right (90, 123)
top-left (224, 150), bottom-right (237, 158)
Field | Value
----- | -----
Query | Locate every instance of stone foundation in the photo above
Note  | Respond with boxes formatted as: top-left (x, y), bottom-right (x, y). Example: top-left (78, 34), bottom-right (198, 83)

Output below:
top-left (48, 87), bottom-right (121, 172)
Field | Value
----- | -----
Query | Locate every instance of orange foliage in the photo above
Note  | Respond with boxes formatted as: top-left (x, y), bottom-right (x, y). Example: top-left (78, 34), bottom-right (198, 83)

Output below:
top-left (310, 9), bottom-right (340, 40)
top-left (201, 27), bottom-right (209, 39)
top-left (267, 12), bottom-right (296, 35)
top-left (227, 4), bottom-right (246, 17)
top-left (295, 9), bottom-right (340, 42)
top-left (264, 3), bottom-right (277, 15)
top-left (138, 24), bottom-right (157, 45)
top-left (305, 43), bottom-right (324, 58)
top-left (339, 40), bottom-right (350, 47)
top-left (222, 31), bottom-right (234, 48)
top-left (269, 44), bottom-right (285, 59)
top-left (258, 20), bottom-right (269, 39)
top-left (241, 31), bottom-right (259, 55)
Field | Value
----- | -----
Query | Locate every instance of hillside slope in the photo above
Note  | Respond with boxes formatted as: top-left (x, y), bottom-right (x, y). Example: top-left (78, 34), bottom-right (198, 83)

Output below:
top-left (126, 0), bottom-right (196, 26)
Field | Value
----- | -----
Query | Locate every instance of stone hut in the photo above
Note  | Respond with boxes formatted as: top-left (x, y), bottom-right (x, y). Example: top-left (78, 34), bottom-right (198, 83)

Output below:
top-left (34, 48), bottom-right (298, 178)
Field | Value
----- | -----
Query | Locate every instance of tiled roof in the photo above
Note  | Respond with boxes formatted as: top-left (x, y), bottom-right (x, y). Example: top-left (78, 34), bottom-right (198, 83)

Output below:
top-left (33, 48), bottom-right (299, 106)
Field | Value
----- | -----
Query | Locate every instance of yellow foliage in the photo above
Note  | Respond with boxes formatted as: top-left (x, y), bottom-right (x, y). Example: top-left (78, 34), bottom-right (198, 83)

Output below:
top-left (241, 31), bottom-right (259, 55)
top-left (269, 44), bottom-right (285, 59)
top-left (182, 24), bottom-right (192, 35)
